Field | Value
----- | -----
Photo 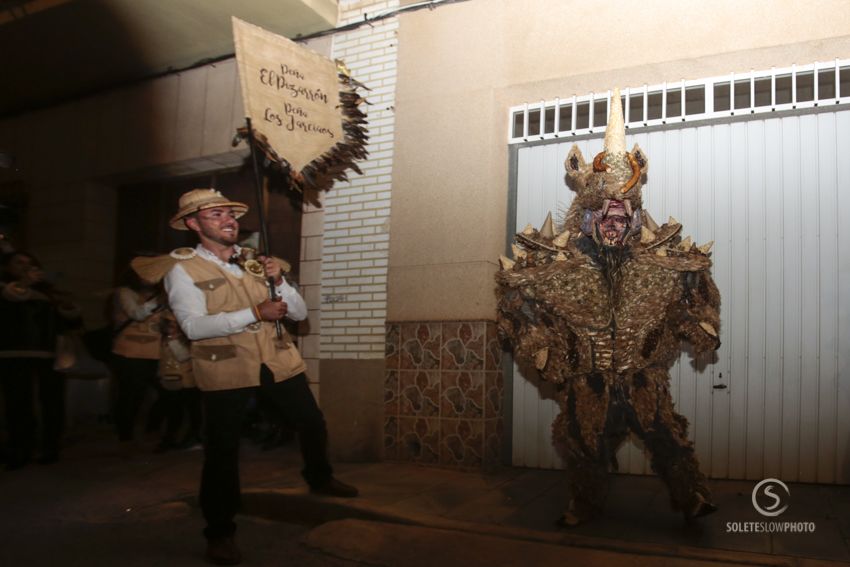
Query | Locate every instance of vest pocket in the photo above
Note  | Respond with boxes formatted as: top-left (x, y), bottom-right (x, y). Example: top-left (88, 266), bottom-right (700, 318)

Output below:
top-left (193, 344), bottom-right (238, 363)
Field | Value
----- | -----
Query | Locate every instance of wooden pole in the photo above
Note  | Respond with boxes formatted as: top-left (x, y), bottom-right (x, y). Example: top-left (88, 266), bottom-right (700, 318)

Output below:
top-left (245, 117), bottom-right (283, 340)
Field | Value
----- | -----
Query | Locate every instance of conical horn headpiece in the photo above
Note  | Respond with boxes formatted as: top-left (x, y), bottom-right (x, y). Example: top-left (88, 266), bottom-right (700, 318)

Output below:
top-left (604, 87), bottom-right (626, 155)
top-left (591, 88), bottom-right (641, 194)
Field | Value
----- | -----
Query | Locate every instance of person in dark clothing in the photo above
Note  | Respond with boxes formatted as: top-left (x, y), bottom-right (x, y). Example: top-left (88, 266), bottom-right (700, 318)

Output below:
top-left (0, 251), bottom-right (80, 469)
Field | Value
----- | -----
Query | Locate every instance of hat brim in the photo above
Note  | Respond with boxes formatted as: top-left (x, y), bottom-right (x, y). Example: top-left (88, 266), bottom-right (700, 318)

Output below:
top-left (169, 202), bottom-right (249, 230)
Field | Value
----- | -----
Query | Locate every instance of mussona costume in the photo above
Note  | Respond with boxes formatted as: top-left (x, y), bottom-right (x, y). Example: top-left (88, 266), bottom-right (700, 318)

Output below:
top-left (496, 89), bottom-right (721, 524)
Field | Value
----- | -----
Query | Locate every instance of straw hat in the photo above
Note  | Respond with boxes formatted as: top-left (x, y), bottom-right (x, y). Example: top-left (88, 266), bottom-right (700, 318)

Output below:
top-left (169, 189), bottom-right (249, 230)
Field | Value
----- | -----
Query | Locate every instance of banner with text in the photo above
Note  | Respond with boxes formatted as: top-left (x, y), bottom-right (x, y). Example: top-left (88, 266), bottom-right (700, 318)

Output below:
top-left (232, 17), bottom-right (343, 172)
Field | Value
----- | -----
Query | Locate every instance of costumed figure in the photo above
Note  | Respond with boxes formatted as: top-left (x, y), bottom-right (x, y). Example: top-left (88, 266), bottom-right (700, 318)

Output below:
top-left (496, 89), bottom-right (721, 526)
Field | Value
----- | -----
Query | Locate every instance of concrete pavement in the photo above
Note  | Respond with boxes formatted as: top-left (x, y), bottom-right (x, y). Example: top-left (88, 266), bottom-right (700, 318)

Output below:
top-left (1, 423), bottom-right (848, 566)
top-left (243, 462), bottom-right (850, 566)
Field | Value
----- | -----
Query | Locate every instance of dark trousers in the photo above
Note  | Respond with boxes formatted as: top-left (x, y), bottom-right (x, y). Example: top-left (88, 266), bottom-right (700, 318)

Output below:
top-left (200, 367), bottom-right (332, 539)
top-left (184, 388), bottom-right (202, 436)
top-left (0, 358), bottom-right (66, 464)
top-left (159, 386), bottom-right (202, 445)
top-left (112, 356), bottom-right (162, 441)
top-left (159, 387), bottom-right (188, 444)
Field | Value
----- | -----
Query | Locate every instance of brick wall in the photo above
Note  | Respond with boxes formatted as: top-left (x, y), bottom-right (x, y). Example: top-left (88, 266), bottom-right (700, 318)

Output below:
top-left (317, 0), bottom-right (398, 360)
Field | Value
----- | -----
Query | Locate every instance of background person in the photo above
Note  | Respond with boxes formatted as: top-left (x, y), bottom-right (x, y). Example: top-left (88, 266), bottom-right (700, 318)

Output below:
top-left (0, 251), bottom-right (80, 469)
top-left (111, 269), bottom-right (170, 446)
top-left (157, 312), bottom-right (202, 451)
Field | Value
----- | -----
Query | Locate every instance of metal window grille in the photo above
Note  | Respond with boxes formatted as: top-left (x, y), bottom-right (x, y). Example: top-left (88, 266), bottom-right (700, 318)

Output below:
top-left (508, 59), bottom-right (850, 143)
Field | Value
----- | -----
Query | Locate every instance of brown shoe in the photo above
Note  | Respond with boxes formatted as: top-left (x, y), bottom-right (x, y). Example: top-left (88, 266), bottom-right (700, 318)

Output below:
top-left (310, 477), bottom-right (359, 498)
top-left (205, 536), bottom-right (242, 565)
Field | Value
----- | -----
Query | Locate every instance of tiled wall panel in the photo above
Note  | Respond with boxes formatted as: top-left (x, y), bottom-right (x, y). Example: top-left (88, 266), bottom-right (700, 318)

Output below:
top-left (385, 320), bottom-right (503, 469)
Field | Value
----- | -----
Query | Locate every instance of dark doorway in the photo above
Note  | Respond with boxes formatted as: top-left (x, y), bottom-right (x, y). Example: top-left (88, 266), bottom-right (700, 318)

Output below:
top-left (0, 180), bottom-right (28, 253)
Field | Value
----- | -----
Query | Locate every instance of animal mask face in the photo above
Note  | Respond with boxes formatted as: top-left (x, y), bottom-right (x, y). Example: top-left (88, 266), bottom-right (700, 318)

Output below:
top-left (564, 88), bottom-right (649, 247)
top-left (580, 199), bottom-right (643, 247)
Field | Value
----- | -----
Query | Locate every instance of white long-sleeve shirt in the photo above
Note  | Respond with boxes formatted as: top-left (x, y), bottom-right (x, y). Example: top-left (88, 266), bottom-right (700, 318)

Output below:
top-left (164, 244), bottom-right (307, 341)
top-left (115, 287), bottom-right (159, 323)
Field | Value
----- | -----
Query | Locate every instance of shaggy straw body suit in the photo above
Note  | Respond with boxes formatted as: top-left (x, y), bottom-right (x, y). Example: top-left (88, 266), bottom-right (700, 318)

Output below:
top-left (496, 89), bottom-right (721, 524)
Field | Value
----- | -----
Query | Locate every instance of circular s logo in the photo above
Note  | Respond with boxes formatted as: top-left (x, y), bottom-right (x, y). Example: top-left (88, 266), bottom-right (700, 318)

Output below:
top-left (752, 478), bottom-right (790, 517)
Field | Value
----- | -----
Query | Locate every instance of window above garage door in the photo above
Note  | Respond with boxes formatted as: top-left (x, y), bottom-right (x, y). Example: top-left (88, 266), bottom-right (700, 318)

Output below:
top-left (508, 59), bottom-right (850, 144)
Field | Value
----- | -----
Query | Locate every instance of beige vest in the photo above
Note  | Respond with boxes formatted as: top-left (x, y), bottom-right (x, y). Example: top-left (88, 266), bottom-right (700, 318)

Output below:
top-left (179, 256), bottom-right (306, 391)
top-left (159, 344), bottom-right (196, 389)
top-left (112, 289), bottom-right (162, 360)
top-left (158, 311), bottom-right (195, 389)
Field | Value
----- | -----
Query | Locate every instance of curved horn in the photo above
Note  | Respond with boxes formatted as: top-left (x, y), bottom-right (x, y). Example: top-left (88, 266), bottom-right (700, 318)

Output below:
top-left (592, 152), bottom-right (607, 172)
top-left (620, 152), bottom-right (641, 194)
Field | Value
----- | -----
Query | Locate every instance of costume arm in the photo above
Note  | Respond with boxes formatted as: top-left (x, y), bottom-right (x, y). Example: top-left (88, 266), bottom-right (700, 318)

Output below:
top-left (676, 269), bottom-right (721, 355)
top-left (164, 263), bottom-right (257, 340)
top-left (496, 283), bottom-right (575, 385)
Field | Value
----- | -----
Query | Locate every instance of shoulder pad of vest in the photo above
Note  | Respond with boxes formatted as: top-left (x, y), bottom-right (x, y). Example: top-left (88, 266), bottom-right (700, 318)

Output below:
top-left (131, 253), bottom-right (181, 284)
top-left (169, 247), bottom-right (197, 260)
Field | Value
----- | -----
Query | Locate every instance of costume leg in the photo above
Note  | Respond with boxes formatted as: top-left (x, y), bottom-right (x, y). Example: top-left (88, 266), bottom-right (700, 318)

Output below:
top-left (34, 359), bottom-right (65, 460)
top-left (1, 359), bottom-right (36, 467)
top-left (258, 367), bottom-right (332, 487)
top-left (554, 375), bottom-right (611, 522)
top-left (200, 386), bottom-right (251, 540)
top-left (626, 370), bottom-right (713, 517)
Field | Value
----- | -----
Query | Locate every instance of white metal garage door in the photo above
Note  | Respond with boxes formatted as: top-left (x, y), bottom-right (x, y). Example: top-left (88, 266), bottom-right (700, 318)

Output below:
top-left (511, 108), bottom-right (850, 483)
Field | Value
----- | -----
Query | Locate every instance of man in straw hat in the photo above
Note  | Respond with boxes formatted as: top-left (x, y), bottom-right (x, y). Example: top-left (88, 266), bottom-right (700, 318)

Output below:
top-left (161, 188), bottom-right (357, 565)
